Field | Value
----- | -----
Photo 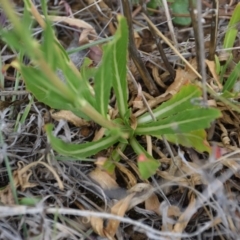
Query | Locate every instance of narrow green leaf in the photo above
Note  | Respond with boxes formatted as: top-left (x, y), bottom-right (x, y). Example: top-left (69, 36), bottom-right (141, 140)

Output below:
top-left (136, 108), bottom-right (221, 135)
top-left (138, 84), bottom-right (201, 124)
top-left (41, 21), bottom-right (59, 71)
top-left (223, 3), bottom-right (240, 49)
top-left (130, 137), bottom-right (160, 179)
top-left (223, 61), bottom-right (240, 92)
top-left (40, 0), bottom-right (48, 16)
top-left (0, 1), bottom-right (35, 57)
top-left (21, 66), bottom-right (75, 109)
top-left (45, 124), bottom-right (120, 158)
top-left (214, 55), bottom-right (221, 75)
top-left (112, 15), bottom-right (129, 118)
top-left (94, 43), bottom-right (113, 117)
top-left (66, 36), bottom-right (114, 54)
top-left (163, 130), bottom-right (211, 153)
top-left (219, 54), bottom-right (233, 82)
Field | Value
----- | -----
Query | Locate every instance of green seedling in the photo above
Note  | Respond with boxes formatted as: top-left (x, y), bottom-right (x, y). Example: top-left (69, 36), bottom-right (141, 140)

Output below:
top-left (0, 0), bottom-right (221, 179)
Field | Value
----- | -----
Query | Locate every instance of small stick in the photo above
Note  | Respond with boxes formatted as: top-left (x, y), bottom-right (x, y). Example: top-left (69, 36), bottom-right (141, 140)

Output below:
top-left (122, 0), bottom-right (159, 96)
top-left (209, 0), bottom-right (219, 61)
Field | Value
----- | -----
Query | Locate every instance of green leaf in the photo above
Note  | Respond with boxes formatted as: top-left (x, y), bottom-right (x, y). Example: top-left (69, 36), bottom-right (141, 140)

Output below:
top-left (104, 142), bottom-right (128, 173)
top-left (45, 124), bottom-right (120, 158)
top-left (214, 55), bottom-right (221, 75)
top-left (223, 3), bottom-right (240, 49)
top-left (21, 66), bottom-right (75, 109)
top-left (136, 108), bottom-right (221, 135)
top-left (41, 21), bottom-right (59, 71)
top-left (112, 15), bottom-right (129, 118)
top-left (163, 130), bottom-right (211, 153)
top-left (93, 42), bottom-right (113, 117)
top-left (138, 84), bottom-right (201, 124)
top-left (223, 61), bottom-right (240, 92)
top-left (171, 0), bottom-right (192, 26)
top-left (130, 137), bottom-right (160, 179)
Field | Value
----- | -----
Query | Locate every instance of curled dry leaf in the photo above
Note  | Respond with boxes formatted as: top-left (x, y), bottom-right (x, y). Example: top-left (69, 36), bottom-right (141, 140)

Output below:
top-left (218, 121), bottom-right (230, 145)
top-left (115, 162), bottom-right (137, 188)
top-left (0, 161), bottom-right (37, 205)
top-left (89, 182), bottom-right (155, 238)
top-left (151, 64), bottom-right (168, 89)
top-left (50, 109), bottom-right (90, 127)
top-left (105, 183), bottom-right (154, 238)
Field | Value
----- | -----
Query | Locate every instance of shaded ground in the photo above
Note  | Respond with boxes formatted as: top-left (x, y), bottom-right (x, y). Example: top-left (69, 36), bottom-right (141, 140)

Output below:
top-left (1, 0), bottom-right (240, 239)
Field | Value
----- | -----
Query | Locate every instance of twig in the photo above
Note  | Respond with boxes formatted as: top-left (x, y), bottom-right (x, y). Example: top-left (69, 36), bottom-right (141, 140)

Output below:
top-left (209, 0), bottom-right (219, 61)
top-left (161, 0), bottom-right (179, 50)
top-left (195, 0), bottom-right (208, 106)
top-left (122, 0), bottom-right (159, 96)
top-left (140, 1), bottom-right (175, 79)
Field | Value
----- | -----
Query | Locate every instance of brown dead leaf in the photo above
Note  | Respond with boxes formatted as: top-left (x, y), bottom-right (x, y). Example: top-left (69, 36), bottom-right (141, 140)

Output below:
top-left (173, 194), bottom-right (196, 238)
top-left (90, 215), bottom-right (106, 238)
top-left (132, 95), bottom-right (144, 109)
top-left (145, 193), bottom-right (161, 215)
top-left (167, 205), bottom-right (181, 217)
top-left (50, 109), bottom-right (90, 127)
top-left (105, 193), bottom-right (135, 237)
top-left (115, 162), bottom-right (137, 188)
top-left (164, 68), bottom-right (192, 96)
top-left (0, 161), bottom-right (37, 205)
top-left (132, 84), bottom-right (144, 110)
top-left (218, 121), bottom-right (230, 145)
top-left (89, 183), bottom-right (156, 238)
top-left (134, 31), bottom-right (142, 49)
top-left (135, 67), bottom-right (198, 118)
top-left (104, 184), bottom-right (154, 237)
top-left (205, 59), bottom-right (223, 90)
top-left (88, 167), bottom-right (119, 190)
top-left (46, 15), bottom-right (97, 44)
top-left (93, 127), bottom-right (105, 141)
top-left (151, 65), bottom-right (167, 89)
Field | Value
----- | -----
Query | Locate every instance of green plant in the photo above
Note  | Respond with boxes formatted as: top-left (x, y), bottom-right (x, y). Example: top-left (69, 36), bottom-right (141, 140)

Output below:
top-left (218, 3), bottom-right (240, 94)
top-left (0, 0), bottom-right (221, 179)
